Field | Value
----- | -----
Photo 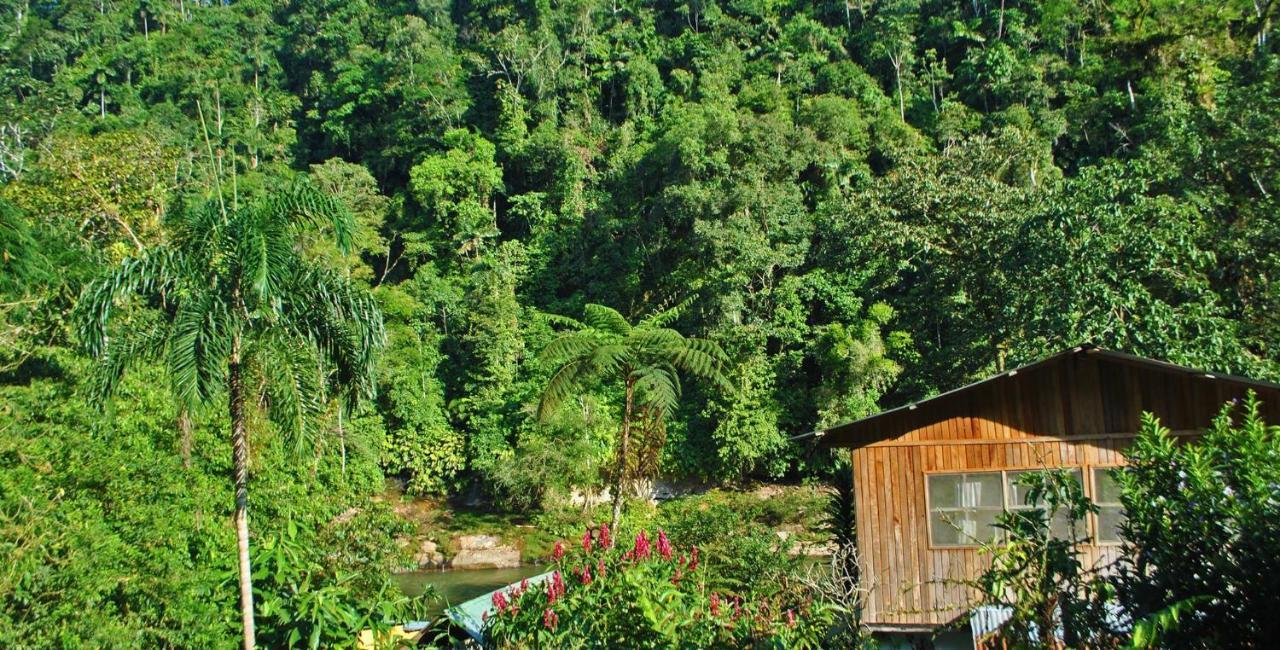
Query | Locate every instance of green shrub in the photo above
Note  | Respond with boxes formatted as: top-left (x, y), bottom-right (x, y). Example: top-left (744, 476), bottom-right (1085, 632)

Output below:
top-left (1113, 394), bottom-right (1280, 647)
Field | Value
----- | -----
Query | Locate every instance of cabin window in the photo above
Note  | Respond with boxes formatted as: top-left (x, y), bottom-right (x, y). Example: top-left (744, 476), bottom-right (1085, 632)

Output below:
top-left (1092, 468), bottom-right (1125, 544)
top-left (1005, 469), bottom-right (1084, 540)
top-left (927, 472), bottom-right (1004, 546)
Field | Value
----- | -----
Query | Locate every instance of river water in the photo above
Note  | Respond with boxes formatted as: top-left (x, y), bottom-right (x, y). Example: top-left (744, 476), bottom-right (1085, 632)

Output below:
top-left (395, 565), bottom-right (548, 616)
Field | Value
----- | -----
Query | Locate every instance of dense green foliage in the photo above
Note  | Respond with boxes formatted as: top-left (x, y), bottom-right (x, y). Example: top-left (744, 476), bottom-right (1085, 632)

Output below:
top-left (0, 361), bottom-right (426, 648)
top-left (6, 0), bottom-right (1279, 507)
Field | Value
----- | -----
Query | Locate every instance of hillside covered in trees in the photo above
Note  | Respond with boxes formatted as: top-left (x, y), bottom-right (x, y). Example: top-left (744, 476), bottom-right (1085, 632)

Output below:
top-left (2, 0), bottom-right (1279, 644)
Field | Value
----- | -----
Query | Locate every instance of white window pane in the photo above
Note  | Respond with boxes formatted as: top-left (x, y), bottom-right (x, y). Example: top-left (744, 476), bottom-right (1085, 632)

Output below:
top-left (928, 474), bottom-right (962, 509)
top-left (1007, 471), bottom-right (1033, 507)
top-left (1098, 507), bottom-right (1125, 543)
top-left (967, 473), bottom-right (1004, 508)
top-left (1094, 468), bottom-right (1122, 504)
top-left (931, 511), bottom-right (963, 546)
top-left (1008, 469), bottom-right (1083, 508)
top-left (1049, 510), bottom-right (1078, 540)
top-left (971, 509), bottom-right (1002, 544)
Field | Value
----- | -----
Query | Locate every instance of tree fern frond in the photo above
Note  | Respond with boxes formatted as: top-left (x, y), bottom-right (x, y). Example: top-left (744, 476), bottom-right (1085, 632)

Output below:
top-left (538, 358), bottom-right (592, 421)
top-left (583, 304), bottom-right (632, 337)
top-left (589, 343), bottom-right (631, 377)
top-left (637, 295), bottom-right (695, 330)
top-left (538, 311), bottom-right (585, 331)
top-left (633, 367), bottom-right (680, 413)
top-left (539, 332), bottom-right (602, 365)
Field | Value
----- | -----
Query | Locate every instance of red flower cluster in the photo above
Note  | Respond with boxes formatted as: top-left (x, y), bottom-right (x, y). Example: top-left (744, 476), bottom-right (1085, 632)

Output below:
top-left (632, 530), bottom-right (651, 560)
top-left (656, 529), bottom-right (673, 560)
top-left (552, 541), bottom-right (566, 562)
top-left (599, 523), bottom-right (612, 549)
top-left (575, 564), bottom-right (594, 585)
top-left (710, 593), bottom-right (721, 617)
top-left (543, 608), bottom-right (559, 630)
top-left (582, 529), bottom-right (593, 554)
top-left (546, 571), bottom-right (567, 604)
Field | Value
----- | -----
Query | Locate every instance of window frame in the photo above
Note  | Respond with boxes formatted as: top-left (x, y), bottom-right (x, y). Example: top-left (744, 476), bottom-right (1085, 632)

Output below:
top-left (924, 471), bottom-right (1007, 548)
top-left (1090, 465), bottom-right (1126, 546)
top-left (923, 465), bottom-right (1114, 549)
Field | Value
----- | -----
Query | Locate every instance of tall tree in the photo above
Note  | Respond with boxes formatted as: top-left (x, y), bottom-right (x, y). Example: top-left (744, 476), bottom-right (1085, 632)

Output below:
top-left (538, 304), bottom-right (730, 528)
top-left (76, 182), bottom-right (384, 649)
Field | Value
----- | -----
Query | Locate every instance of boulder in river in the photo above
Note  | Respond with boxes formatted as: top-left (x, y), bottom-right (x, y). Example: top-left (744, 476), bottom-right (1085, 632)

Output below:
top-left (450, 534), bottom-right (521, 569)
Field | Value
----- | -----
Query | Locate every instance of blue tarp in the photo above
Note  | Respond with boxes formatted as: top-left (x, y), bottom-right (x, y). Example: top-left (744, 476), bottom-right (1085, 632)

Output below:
top-left (444, 571), bottom-right (554, 643)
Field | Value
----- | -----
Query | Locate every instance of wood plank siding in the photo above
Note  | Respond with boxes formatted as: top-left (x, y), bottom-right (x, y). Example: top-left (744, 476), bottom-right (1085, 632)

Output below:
top-left (823, 348), bottom-right (1280, 629)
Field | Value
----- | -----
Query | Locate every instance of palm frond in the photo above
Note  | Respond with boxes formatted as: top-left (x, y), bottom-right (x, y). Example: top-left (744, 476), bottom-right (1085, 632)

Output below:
top-left (268, 180), bottom-right (356, 254)
top-left (89, 320), bottom-right (168, 404)
top-left (166, 292), bottom-right (232, 406)
top-left (252, 333), bottom-right (326, 458)
top-left (76, 248), bottom-right (179, 359)
top-left (583, 304), bottom-right (632, 337)
top-left (280, 267), bottom-right (385, 404)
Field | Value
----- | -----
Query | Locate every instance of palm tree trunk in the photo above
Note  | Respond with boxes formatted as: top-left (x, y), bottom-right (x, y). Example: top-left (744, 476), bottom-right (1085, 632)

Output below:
top-left (229, 337), bottom-right (256, 650)
top-left (179, 405), bottom-right (193, 469)
top-left (610, 377), bottom-right (635, 530)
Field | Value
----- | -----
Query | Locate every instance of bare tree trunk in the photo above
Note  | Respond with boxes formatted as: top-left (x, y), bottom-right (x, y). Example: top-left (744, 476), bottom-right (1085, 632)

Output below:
top-left (610, 377), bottom-right (636, 530)
top-left (338, 404), bottom-right (346, 477)
top-left (229, 336), bottom-right (256, 650)
top-left (179, 405), bottom-right (193, 469)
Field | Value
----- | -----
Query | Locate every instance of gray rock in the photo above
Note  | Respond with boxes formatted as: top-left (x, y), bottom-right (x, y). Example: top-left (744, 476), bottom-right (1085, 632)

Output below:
top-left (450, 546), bottom-right (522, 569)
top-left (415, 539), bottom-right (444, 569)
top-left (455, 534), bottom-right (501, 551)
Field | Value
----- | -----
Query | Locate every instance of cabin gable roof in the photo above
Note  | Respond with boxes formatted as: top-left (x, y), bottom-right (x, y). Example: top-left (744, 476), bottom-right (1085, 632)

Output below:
top-left (814, 344), bottom-right (1280, 449)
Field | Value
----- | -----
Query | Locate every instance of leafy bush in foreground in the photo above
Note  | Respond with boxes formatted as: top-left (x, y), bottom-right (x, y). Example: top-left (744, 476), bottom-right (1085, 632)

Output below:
top-left (484, 526), bottom-right (834, 648)
top-left (1114, 395), bottom-right (1280, 648)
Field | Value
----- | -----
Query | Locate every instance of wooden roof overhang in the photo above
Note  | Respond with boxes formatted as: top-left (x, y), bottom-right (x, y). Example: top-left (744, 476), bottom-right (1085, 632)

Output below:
top-left (801, 344), bottom-right (1280, 449)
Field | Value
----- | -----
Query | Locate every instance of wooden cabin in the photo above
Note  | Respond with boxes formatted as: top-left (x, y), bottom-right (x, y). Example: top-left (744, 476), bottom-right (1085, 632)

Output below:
top-left (815, 345), bottom-right (1280, 638)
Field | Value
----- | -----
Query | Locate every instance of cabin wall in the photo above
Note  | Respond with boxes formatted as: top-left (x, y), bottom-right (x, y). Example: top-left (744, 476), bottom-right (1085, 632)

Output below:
top-left (852, 439), bottom-right (1128, 627)
top-left (848, 354), bottom-right (1280, 628)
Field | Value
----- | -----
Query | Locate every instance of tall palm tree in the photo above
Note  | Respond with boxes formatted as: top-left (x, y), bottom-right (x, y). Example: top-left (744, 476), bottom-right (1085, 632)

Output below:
top-left (538, 304), bottom-right (730, 529)
top-left (77, 183), bottom-right (384, 650)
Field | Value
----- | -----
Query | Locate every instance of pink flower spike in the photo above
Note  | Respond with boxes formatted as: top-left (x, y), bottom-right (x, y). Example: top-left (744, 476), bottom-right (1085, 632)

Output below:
top-left (710, 593), bottom-right (721, 617)
top-left (657, 529), bottom-right (673, 560)
top-left (543, 608), bottom-right (559, 630)
top-left (600, 523), bottom-right (612, 548)
top-left (492, 590), bottom-right (508, 613)
top-left (786, 609), bottom-right (796, 627)
top-left (582, 529), bottom-right (593, 554)
top-left (579, 565), bottom-right (593, 585)
top-left (552, 541), bottom-right (565, 562)
top-left (633, 530), bottom-right (651, 560)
